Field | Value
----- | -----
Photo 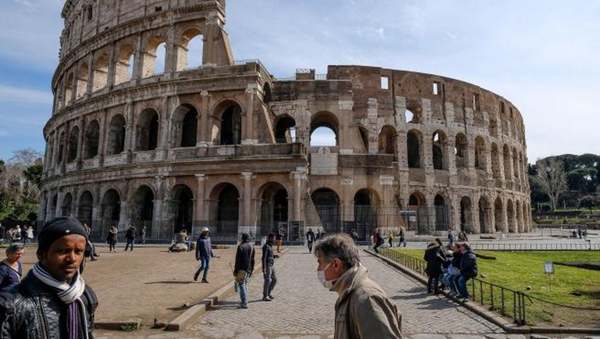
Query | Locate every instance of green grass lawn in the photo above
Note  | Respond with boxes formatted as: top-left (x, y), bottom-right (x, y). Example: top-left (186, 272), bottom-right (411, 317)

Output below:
top-left (380, 248), bottom-right (600, 327)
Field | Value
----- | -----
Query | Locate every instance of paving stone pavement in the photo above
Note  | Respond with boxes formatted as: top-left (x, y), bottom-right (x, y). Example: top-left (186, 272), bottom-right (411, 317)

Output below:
top-left (183, 247), bottom-right (509, 338)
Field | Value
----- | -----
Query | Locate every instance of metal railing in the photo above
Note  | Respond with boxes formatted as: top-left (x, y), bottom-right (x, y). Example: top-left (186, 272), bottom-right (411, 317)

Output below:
top-left (377, 248), bottom-right (600, 327)
top-left (471, 242), bottom-right (600, 251)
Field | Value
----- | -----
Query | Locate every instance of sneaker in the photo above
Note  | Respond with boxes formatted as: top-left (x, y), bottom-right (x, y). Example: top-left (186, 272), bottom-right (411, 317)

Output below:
top-left (239, 304), bottom-right (248, 309)
top-left (268, 295), bottom-right (274, 300)
top-left (201, 279), bottom-right (209, 283)
top-left (193, 273), bottom-right (199, 281)
top-left (262, 297), bottom-right (271, 302)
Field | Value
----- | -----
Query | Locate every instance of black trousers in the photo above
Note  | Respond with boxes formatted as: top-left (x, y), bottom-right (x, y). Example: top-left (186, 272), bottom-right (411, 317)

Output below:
top-left (125, 239), bottom-right (134, 251)
top-left (427, 273), bottom-right (441, 293)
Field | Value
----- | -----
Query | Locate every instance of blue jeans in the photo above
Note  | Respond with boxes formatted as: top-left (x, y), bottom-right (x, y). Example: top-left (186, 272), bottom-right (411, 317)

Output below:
top-left (263, 266), bottom-right (277, 298)
top-left (237, 278), bottom-right (248, 306)
top-left (457, 275), bottom-right (470, 299)
top-left (195, 257), bottom-right (210, 281)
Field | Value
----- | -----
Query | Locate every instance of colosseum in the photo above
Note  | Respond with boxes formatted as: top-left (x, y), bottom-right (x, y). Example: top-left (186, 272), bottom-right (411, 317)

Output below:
top-left (39, 0), bottom-right (531, 243)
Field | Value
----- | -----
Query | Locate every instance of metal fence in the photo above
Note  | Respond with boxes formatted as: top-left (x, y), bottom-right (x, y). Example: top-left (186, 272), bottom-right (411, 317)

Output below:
top-left (471, 242), bottom-right (600, 251)
top-left (377, 248), bottom-right (600, 328)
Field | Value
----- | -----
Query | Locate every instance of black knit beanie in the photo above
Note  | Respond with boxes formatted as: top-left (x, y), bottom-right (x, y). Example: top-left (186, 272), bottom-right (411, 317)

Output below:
top-left (37, 217), bottom-right (89, 255)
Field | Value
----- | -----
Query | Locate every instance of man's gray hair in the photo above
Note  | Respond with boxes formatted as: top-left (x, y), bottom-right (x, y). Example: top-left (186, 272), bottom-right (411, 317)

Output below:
top-left (6, 243), bottom-right (24, 256)
top-left (314, 233), bottom-right (360, 269)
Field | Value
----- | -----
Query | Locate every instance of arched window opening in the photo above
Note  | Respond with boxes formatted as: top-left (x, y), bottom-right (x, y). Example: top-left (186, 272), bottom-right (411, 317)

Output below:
top-left (408, 192), bottom-right (427, 234)
top-left (176, 29), bottom-right (203, 71)
top-left (407, 130), bottom-right (422, 168)
top-left (57, 132), bottom-right (66, 164)
top-left (358, 127), bottom-right (369, 152)
top-left (378, 126), bottom-right (396, 156)
top-left (274, 115), bottom-right (296, 144)
top-left (474, 136), bottom-right (486, 170)
top-left (491, 143), bottom-right (501, 179)
top-left (49, 194), bottom-right (58, 219)
top-left (432, 131), bottom-right (447, 170)
top-left (137, 109), bottom-right (159, 151)
top-left (311, 188), bottom-right (341, 234)
top-left (67, 126), bottom-right (79, 163)
top-left (209, 183), bottom-right (239, 239)
top-left (434, 195), bottom-right (448, 231)
top-left (61, 193), bottom-right (73, 217)
top-left (259, 183), bottom-right (288, 237)
top-left (143, 37), bottom-right (167, 78)
top-left (84, 120), bottom-right (100, 159)
top-left (460, 197), bottom-right (473, 233)
top-left (131, 186), bottom-right (153, 237)
top-left (100, 189), bottom-right (121, 241)
top-left (107, 115), bottom-right (126, 155)
top-left (64, 73), bottom-right (74, 104)
top-left (181, 109), bottom-right (198, 147)
top-left (263, 83), bottom-right (272, 104)
top-left (310, 112), bottom-right (338, 147)
top-left (455, 133), bottom-right (468, 168)
top-left (494, 198), bottom-right (504, 233)
top-left (115, 44), bottom-right (135, 85)
top-left (506, 200), bottom-right (516, 233)
top-left (76, 63), bottom-right (89, 99)
top-left (479, 197), bottom-right (492, 233)
top-left (92, 53), bottom-right (109, 92)
top-left (77, 191), bottom-right (93, 228)
top-left (220, 104), bottom-right (242, 145)
top-left (170, 185), bottom-right (194, 234)
top-left (354, 189), bottom-right (379, 240)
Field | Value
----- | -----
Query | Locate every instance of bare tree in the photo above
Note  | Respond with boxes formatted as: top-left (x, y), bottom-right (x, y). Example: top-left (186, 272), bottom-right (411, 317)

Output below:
top-left (533, 158), bottom-right (567, 211)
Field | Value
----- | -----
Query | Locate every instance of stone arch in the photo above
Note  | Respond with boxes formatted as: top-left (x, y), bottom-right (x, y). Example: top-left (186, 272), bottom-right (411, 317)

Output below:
top-left (67, 126), bottom-right (79, 163)
top-left (171, 104), bottom-right (198, 148)
top-left (107, 114), bottom-right (126, 155)
top-left (64, 72), bottom-right (74, 104)
top-left (455, 133), bottom-right (468, 168)
top-left (176, 28), bottom-right (204, 71)
top-left (479, 196), bottom-right (493, 233)
top-left (311, 187), bottom-right (341, 234)
top-left (494, 197), bottom-right (505, 233)
top-left (77, 191), bottom-right (94, 228)
top-left (136, 109), bottom-right (160, 151)
top-left (61, 192), bottom-right (73, 217)
top-left (92, 51), bottom-right (109, 91)
top-left (491, 143), bottom-right (501, 179)
top-left (378, 125), bottom-right (397, 156)
top-left (434, 194), bottom-right (449, 231)
top-left (407, 129), bottom-right (423, 168)
top-left (257, 182), bottom-right (289, 237)
top-left (408, 191), bottom-right (427, 234)
top-left (432, 130), bottom-right (448, 170)
top-left (506, 199), bottom-right (516, 233)
top-left (354, 189), bottom-right (380, 240)
top-left (503, 144), bottom-right (511, 180)
top-left (84, 120), bottom-right (100, 159)
top-left (143, 35), bottom-right (168, 77)
top-left (115, 43), bottom-right (135, 85)
top-left (76, 62), bottom-right (89, 99)
top-left (168, 184), bottom-right (195, 234)
top-left (310, 111), bottom-right (339, 147)
top-left (460, 196), bottom-right (474, 233)
top-left (130, 185), bottom-right (155, 237)
top-left (474, 136), bottom-right (486, 170)
top-left (209, 183), bottom-right (240, 238)
top-left (274, 115), bottom-right (297, 144)
top-left (100, 189), bottom-right (121, 239)
top-left (212, 100), bottom-right (242, 145)
top-left (57, 131), bottom-right (66, 164)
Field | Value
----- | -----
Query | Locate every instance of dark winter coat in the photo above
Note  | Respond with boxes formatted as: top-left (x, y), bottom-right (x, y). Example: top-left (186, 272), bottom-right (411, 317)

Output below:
top-left (424, 245), bottom-right (444, 275)
top-left (195, 235), bottom-right (214, 260)
top-left (262, 241), bottom-right (274, 268)
top-left (459, 250), bottom-right (478, 279)
top-left (234, 240), bottom-right (255, 275)
top-left (0, 271), bottom-right (97, 339)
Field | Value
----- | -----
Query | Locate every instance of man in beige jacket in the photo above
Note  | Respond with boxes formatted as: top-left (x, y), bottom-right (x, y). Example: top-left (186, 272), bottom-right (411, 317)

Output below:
top-left (315, 233), bottom-right (402, 339)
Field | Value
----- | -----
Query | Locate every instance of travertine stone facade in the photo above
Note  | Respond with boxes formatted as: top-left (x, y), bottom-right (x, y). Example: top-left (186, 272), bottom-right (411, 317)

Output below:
top-left (40, 0), bottom-right (531, 242)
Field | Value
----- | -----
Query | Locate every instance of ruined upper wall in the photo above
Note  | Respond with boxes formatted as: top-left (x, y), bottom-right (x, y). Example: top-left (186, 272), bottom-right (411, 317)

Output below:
top-left (57, 0), bottom-right (225, 62)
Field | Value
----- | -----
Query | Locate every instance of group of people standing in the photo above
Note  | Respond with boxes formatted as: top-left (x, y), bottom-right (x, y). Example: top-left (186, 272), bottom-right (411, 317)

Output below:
top-left (424, 239), bottom-right (478, 301)
top-left (1, 224), bottom-right (34, 244)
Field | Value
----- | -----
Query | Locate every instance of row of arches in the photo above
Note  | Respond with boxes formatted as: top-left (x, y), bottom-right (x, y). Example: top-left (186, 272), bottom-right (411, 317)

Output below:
top-left (57, 29), bottom-right (205, 110)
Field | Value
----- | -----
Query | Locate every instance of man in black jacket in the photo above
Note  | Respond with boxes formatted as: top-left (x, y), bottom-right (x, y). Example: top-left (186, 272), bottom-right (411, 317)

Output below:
top-left (457, 242), bottom-right (477, 300)
top-left (233, 233), bottom-right (255, 309)
top-left (261, 233), bottom-right (277, 301)
top-left (0, 217), bottom-right (98, 339)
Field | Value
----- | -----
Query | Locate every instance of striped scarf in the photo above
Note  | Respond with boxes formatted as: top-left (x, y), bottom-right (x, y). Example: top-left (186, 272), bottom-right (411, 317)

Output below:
top-left (31, 263), bottom-right (89, 339)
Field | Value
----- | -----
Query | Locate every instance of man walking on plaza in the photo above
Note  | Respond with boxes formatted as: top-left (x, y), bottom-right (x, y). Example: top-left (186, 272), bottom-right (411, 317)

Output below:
top-left (306, 228), bottom-right (315, 253)
top-left (233, 233), bottom-right (255, 309)
top-left (0, 217), bottom-right (98, 338)
top-left (261, 233), bottom-right (277, 301)
top-left (125, 225), bottom-right (136, 251)
top-left (314, 234), bottom-right (402, 338)
top-left (194, 227), bottom-right (214, 283)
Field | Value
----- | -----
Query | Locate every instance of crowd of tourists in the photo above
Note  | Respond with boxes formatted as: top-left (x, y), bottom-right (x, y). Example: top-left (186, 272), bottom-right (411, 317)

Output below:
top-left (0, 224), bottom-right (34, 244)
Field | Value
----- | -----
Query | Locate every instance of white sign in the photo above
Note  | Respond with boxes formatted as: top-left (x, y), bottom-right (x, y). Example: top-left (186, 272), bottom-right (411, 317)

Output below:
top-left (544, 261), bottom-right (554, 274)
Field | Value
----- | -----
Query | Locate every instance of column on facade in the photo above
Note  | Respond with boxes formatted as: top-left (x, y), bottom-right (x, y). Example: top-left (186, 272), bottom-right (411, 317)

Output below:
top-left (158, 97), bottom-right (170, 160)
top-left (500, 196), bottom-right (509, 233)
top-left (106, 42), bottom-right (117, 89)
top-left (198, 90), bottom-right (210, 145)
top-left (195, 174), bottom-right (208, 229)
top-left (240, 172), bottom-right (255, 237)
top-left (380, 176), bottom-right (395, 231)
top-left (242, 84), bottom-right (257, 144)
top-left (132, 34), bottom-right (144, 82)
top-left (165, 25), bottom-right (177, 75)
top-left (152, 176), bottom-right (165, 239)
top-left (291, 169), bottom-right (307, 224)
top-left (124, 101), bottom-right (134, 160)
top-left (340, 177), bottom-right (354, 231)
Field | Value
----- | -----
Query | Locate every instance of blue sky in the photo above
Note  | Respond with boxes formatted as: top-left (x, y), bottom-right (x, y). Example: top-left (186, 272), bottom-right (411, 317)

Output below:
top-left (0, 0), bottom-right (598, 161)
